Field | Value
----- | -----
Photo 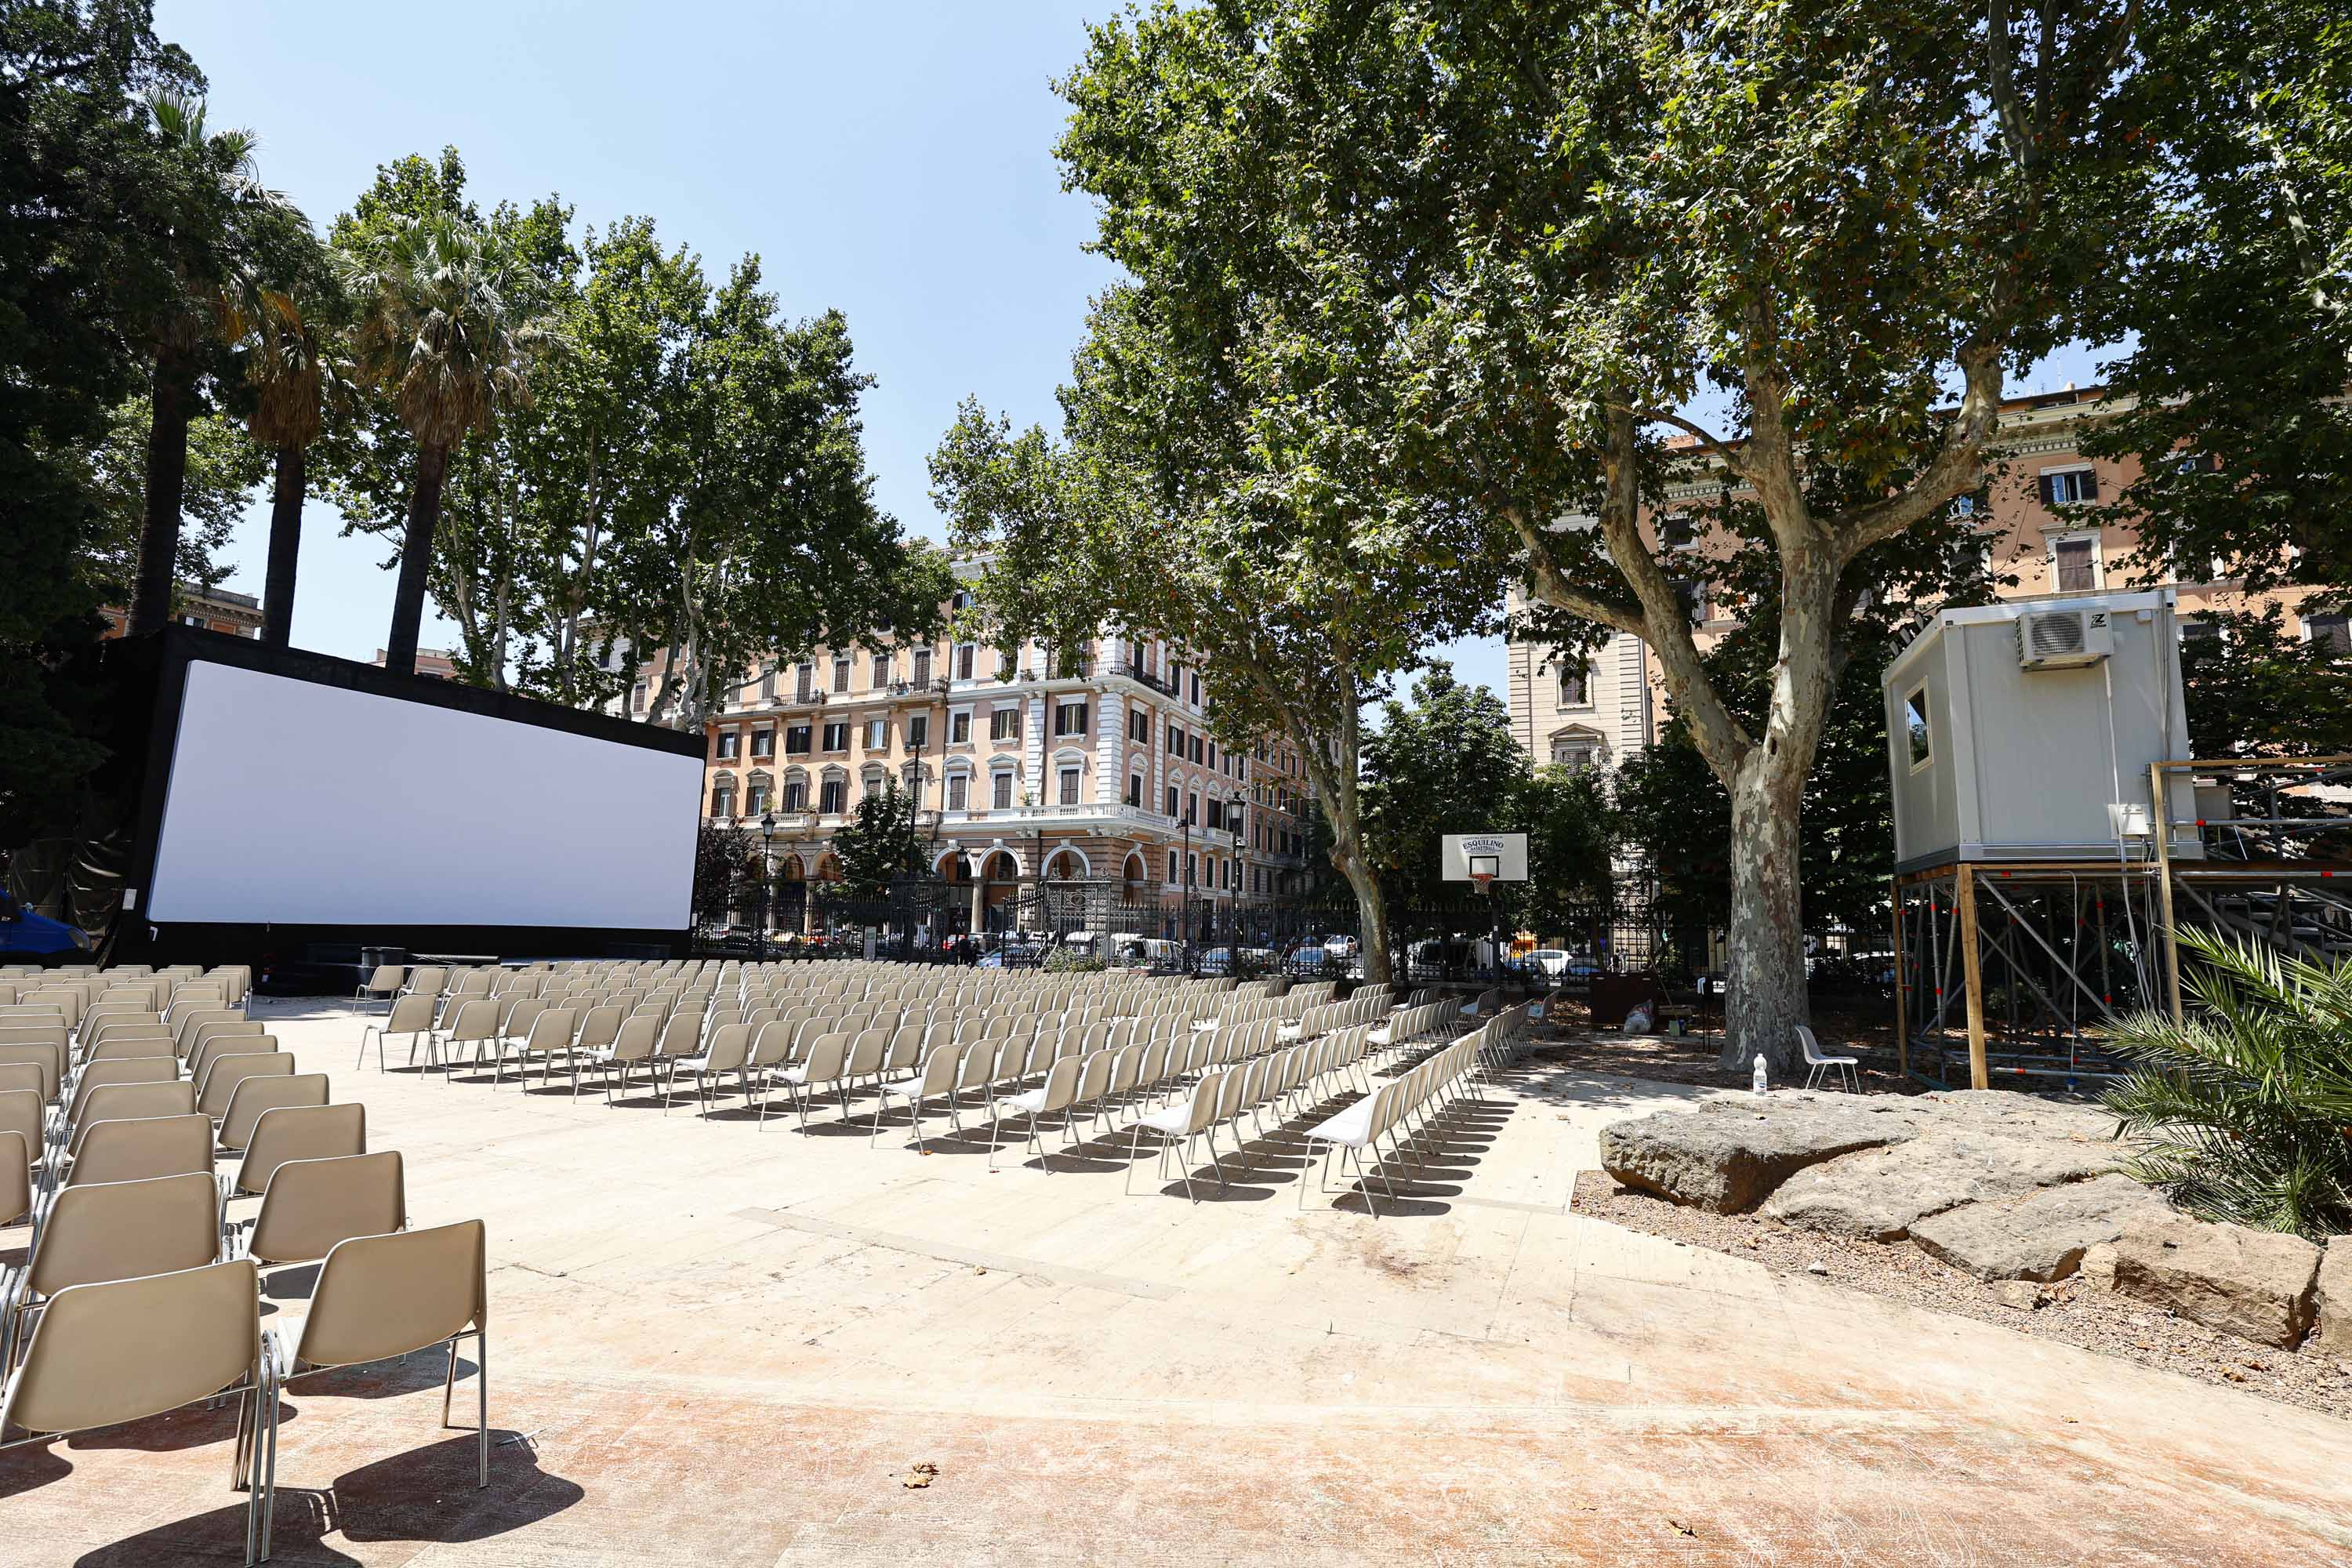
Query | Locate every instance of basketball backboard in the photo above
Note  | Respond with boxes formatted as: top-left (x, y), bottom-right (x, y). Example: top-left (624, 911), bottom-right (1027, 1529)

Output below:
top-left (1440, 832), bottom-right (1529, 882)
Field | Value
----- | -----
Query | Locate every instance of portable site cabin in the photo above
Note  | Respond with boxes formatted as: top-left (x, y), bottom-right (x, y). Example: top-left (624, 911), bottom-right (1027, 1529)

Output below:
top-left (1880, 590), bottom-right (2198, 873)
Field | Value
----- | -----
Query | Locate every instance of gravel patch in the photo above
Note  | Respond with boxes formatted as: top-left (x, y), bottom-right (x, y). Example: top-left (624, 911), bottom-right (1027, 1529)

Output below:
top-left (1573, 1169), bottom-right (2352, 1424)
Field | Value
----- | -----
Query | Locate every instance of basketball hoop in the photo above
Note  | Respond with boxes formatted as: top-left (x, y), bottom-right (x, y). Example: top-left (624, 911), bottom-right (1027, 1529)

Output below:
top-left (1468, 852), bottom-right (1500, 898)
top-left (1469, 872), bottom-right (1494, 896)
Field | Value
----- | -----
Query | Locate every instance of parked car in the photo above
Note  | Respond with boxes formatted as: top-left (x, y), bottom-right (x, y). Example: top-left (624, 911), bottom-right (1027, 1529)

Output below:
top-left (0, 893), bottom-right (92, 962)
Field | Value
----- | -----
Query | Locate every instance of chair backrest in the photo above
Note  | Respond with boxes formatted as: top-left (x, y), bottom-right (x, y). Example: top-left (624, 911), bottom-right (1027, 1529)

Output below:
top-left (234, 1101), bottom-right (367, 1196)
top-left (196, 1051), bottom-right (293, 1119)
top-left (28, 1170), bottom-right (222, 1297)
top-left (1795, 1024), bottom-right (1827, 1064)
top-left (608, 1014), bottom-right (660, 1063)
top-left (2, 1260), bottom-right (260, 1438)
top-left (0, 1060), bottom-right (40, 1099)
top-left (702, 1022), bottom-right (753, 1073)
top-left (73, 1078), bottom-right (198, 1143)
top-left (187, 1020), bottom-right (267, 1076)
top-left (64, 1112), bottom-right (212, 1187)
top-left (362, 964), bottom-right (405, 994)
top-left (294, 1220), bottom-right (485, 1370)
top-left (800, 1032), bottom-right (849, 1084)
top-left (219, 1072), bottom-right (330, 1151)
top-left (0, 1129), bottom-right (24, 1227)
top-left (0, 1089), bottom-right (40, 1162)
top-left (522, 1007), bottom-right (577, 1054)
top-left (502, 997), bottom-right (546, 1039)
top-left (574, 1004), bottom-right (622, 1053)
top-left (1035, 1054), bottom-right (1083, 1115)
top-left (381, 993), bottom-right (437, 1036)
top-left (405, 964), bottom-right (449, 997)
top-left (655, 1014), bottom-right (702, 1058)
top-left (249, 1151), bottom-right (408, 1267)
top-left (65, 1055), bottom-right (177, 1119)
top-left (441, 997), bottom-right (499, 1045)
top-left (844, 1028), bottom-right (887, 1077)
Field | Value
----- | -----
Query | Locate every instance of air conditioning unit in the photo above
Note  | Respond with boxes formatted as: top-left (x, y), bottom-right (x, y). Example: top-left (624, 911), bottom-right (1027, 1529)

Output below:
top-left (2016, 606), bottom-right (2112, 670)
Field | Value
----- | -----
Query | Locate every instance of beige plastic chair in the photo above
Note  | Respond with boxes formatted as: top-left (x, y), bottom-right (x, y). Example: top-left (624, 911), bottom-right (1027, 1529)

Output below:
top-left (3, 1170), bottom-right (223, 1371)
top-left (0, 1260), bottom-right (273, 1564)
top-left (188, 1022), bottom-right (270, 1080)
top-left (53, 1111), bottom-right (212, 1193)
top-left (62, 1078), bottom-right (199, 1150)
top-left (0, 1042), bottom-right (60, 1103)
top-left (579, 1014), bottom-right (659, 1101)
top-left (218, 1073), bottom-right (330, 1153)
top-left (0, 1062), bottom-right (45, 1101)
top-left (0, 1131), bottom-right (26, 1229)
top-left (197, 1051), bottom-right (294, 1121)
top-left (240, 1151), bottom-right (405, 1269)
top-left (359, 993), bottom-right (438, 1072)
top-left (356, 964), bottom-right (406, 1007)
top-left (272, 1219), bottom-right (489, 1500)
top-left (436, 997), bottom-right (500, 1076)
top-left (60, 1054), bottom-right (178, 1123)
top-left (988, 1055), bottom-right (1084, 1173)
top-left (493, 1005), bottom-right (576, 1087)
top-left (662, 1022), bottom-right (750, 1117)
top-left (229, 1102), bottom-right (366, 1200)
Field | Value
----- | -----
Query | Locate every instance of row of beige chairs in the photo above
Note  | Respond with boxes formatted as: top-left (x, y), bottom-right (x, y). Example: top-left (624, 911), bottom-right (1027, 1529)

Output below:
top-left (1296, 1006), bottom-right (1527, 1216)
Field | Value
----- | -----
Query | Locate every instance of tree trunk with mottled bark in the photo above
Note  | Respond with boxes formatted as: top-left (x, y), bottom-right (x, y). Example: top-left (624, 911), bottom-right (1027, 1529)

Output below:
top-left (260, 445), bottom-right (304, 647)
top-left (383, 442), bottom-right (449, 676)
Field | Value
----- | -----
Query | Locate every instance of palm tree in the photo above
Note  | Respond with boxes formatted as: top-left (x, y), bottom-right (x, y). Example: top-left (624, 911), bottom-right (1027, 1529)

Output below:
top-left (227, 270), bottom-right (344, 646)
top-left (341, 213), bottom-right (546, 675)
top-left (129, 89), bottom-right (280, 636)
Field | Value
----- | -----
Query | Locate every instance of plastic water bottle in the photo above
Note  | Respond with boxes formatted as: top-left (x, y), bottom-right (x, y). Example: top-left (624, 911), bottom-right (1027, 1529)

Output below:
top-left (1751, 1052), bottom-right (1769, 1096)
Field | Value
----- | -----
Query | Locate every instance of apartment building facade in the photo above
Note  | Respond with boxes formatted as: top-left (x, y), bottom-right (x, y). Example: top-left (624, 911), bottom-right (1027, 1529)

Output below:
top-left (682, 590), bottom-right (1314, 933)
top-left (1508, 386), bottom-right (2347, 772)
top-left (99, 583), bottom-right (263, 641)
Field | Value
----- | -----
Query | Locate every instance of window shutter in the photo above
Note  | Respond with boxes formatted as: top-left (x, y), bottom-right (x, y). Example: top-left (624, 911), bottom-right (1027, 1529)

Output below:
top-left (2037, 474), bottom-right (2056, 506)
top-left (2080, 470), bottom-right (2099, 502)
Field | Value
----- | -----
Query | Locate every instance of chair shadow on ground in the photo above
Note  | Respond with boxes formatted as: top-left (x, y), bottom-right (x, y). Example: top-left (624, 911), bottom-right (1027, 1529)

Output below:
top-left (72, 1431), bottom-right (583, 1565)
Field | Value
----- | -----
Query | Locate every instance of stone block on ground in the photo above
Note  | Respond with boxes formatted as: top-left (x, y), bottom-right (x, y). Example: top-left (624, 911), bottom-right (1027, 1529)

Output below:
top-left (1759, 1128), bottom-right (2126, 1241)
top-left (2108, 1212), bottom-right (2322, 1349)
top-left (1917, 1089), bottom-right (2124, 1144)
top-left (1908, 1174), bottom-right (2169, 1281)
top-left (2307, 1236), bottom-right (2352, 1358)
top-left (1595, 1099), bottom-right (1919, 1214)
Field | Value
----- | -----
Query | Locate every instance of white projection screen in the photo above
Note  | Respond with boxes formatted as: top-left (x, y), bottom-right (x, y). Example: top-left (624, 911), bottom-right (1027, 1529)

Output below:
top-left (147, 660), bottom-right (704, 929)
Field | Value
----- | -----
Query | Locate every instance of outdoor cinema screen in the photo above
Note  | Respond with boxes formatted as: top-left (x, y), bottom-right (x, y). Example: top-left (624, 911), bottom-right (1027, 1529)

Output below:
top-left (145, 659), bottom-right (703, 929)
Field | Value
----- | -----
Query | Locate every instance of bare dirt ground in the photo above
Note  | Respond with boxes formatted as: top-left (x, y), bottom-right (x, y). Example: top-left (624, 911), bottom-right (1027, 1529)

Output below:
top-left (1527, 1000), bottom-right (1925, 1094)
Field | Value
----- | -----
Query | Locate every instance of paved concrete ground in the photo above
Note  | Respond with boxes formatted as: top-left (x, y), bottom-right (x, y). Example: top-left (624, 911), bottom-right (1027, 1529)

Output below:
top-left (5, 1000), bottom-right (2347, 1566)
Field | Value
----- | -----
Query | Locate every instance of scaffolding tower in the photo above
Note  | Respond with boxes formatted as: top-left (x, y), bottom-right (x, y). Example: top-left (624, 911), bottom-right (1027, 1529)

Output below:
top-left (1893, 757), bottom-right (2352, 1091)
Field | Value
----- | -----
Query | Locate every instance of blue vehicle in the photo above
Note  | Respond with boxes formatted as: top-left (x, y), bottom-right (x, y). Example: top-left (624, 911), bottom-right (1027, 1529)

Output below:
top-left (0, 891), bottom-right (91, 962)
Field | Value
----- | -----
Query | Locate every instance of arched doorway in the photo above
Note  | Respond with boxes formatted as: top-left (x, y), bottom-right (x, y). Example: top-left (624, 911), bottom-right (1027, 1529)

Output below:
top-left (980, 849), bottom-right (1021, 931)
top-left (773, 853), bottom-right (807, 934)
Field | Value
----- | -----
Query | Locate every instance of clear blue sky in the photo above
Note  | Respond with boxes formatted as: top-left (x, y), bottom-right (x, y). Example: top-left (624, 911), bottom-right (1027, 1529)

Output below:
top-left (162, 0), bottom-right (2107, 710)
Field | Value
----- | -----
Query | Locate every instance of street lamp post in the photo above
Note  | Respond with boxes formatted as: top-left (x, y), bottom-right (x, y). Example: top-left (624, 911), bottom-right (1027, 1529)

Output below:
top-left (757, 810), bottom-right (776, 961)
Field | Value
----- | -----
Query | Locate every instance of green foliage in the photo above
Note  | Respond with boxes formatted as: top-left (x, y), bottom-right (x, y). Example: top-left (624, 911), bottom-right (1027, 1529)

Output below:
top-left (78, 399), bottom-right (267, 602)
top-left (828, 781), bottom-right (927, 900)
top-left (0, 1), bottom-right (212, 841)
top-left (2084, 0), bottom-right (2352, 595)
top-left (692, 823), bottom-right (755, 924)
top-left (2179, 605), bottom-right (2352, 762)
top-left (1043, 949), bottom-right (1109, 975)
top-left (2103, 927), bottom-right (2352, 1240)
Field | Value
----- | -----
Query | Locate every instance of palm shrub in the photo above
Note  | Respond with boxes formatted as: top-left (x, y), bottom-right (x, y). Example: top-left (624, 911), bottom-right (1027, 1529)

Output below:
top-left (2102, 927), bottom-right (2352, 1240)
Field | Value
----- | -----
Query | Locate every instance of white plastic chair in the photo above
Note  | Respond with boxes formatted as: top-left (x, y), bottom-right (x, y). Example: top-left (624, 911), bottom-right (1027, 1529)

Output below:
top-left (1797, 1025), bottom-right (1860, 1092)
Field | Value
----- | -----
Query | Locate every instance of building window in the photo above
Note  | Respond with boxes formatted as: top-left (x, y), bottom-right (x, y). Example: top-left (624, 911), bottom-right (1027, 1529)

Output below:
top-left (710, 786), bottom-right (734, 818)
top-left (1128, 708), bottom-right (1149, 742)
top-left (1552, 731), bottom-right (1606, 770)
top-left (906, 714), bottom-right (928, 750)
top-left (1904, 688), bottom-right (1933, 770)
top-left (902, 764), bottom-right (924, 808)
top-left (1660, 511), bottom-right (1696, 551)
top-left (750, 728), bottom-right (775, 760)
top-left (2052, 535), bottom-right (2099, 592)
top-left (716, 731), bottom-right (741, 760)
top-left (989, 707), bottom-right (1021, 741)
top-left (1054, 700), bottom-right (1088, 736)
top-left (1058, 765), bottom-right (1081, 805)
top-left (1555, 659), bottom-right (1590, 708)
top-left (911, 648), bottom-right (931, 686)
top-left (1186, 852), bottom-right (1196, 886)
top-left (865, 717), bottom-right (888, 751)
top-left (2039, 468), bottom-right (2098, 506)
top-left (1167, 850), bottom-right (1179, 884)
top-left (794, 663), bottom-right (813, 702)
top-left (862, 771), bottom-right (884, 799)
top-left (1167, 722), bottom-right (1183, 755)
top-left (946, 774), bottom-right (968, 811)
top-left (818, 778), bottom-right (846, 814)
top-left (871, 652), bottom-right (890, 688)
top-left (1166, 785), bottom-right (1179, 818)
top-left (956, 644), bottom-right (975, 680)
top-left (784, 724), bottom-right (811, 756)
top-left (745, 782), bottom-right (768, 815)
top-left (1206, 799), bottom-right (1224, 831)
top-left (782, 779), bottom-right (805, 811)
top-left (950, 711), bottom-right (971, 744)
top-left (1127, 773), bottom-right (1143, 808)
top-left (822, 721), bottom-right (848, 753)
top-left (1189, 673), bottom-right (1200, 704)
top-left (2180, 619), bottom-right (2223, 663)
top-left (832, 657), bottom-right (851, 692)
top-left (759, 666), bottom-right (776, 701)
top-left (993, 771), bottom-right (1014, 810)
top-left (632, 681), bottom-right (648, 713)
top-left (1189, 735), bottom-right (1203, 764)
top-left (2306, 613), bottom-right (2350, 659)
top-left (1186, 790), bottom-right (1199, 824)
